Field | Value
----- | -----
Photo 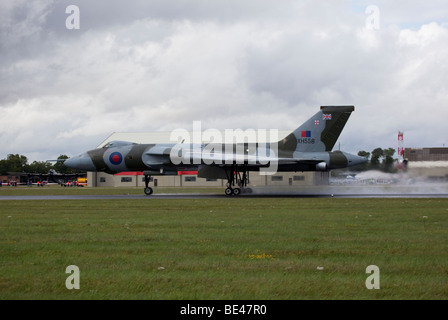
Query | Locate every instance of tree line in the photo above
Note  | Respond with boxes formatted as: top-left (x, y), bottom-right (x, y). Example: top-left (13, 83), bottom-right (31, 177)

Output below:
top-left (0, 154), bottom-right (81, 175)
top-left (357, 147), bottom-right (398, 172)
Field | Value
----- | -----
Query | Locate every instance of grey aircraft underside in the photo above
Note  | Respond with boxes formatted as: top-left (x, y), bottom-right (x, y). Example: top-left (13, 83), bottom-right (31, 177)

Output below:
top-left (64, 106), bottom-right (367, 195)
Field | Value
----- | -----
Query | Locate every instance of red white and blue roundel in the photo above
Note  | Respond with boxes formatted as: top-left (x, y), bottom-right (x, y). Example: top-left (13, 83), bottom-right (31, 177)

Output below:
top-left (109, 152), bottom-right (123, 165)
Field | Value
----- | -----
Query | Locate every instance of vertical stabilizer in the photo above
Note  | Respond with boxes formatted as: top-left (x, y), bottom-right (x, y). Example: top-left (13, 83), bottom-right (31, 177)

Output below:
top-left (277, 106), bottom-right (355, 153)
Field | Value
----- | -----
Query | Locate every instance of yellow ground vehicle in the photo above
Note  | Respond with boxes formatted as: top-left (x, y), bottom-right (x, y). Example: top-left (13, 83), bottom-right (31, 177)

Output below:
top-left (77, 177), bottom-right (87, 186)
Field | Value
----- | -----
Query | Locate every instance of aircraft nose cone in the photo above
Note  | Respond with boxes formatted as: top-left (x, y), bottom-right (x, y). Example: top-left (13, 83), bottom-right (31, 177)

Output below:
top-left (65, 153), bottom-right (96, 171)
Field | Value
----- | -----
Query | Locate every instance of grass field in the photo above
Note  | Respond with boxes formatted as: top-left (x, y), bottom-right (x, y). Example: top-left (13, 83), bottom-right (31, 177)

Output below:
top-left (1, 188), bottom-right (447, 299)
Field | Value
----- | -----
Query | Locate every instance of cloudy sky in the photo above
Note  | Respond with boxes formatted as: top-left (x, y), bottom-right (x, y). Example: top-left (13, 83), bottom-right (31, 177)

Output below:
top-left (1, 0), bottom-right (448, 162)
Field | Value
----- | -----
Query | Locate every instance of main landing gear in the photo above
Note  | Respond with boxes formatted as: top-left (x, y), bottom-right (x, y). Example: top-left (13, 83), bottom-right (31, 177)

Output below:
top-left (142, 169), bottom-right (251, 196)
top-left (225, 166), bottom-right (251, 196)
top-left (144, 174), bottom-right (153, 196)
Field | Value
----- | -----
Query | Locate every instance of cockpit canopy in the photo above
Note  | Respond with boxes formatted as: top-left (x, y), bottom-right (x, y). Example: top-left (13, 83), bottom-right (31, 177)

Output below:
top-left (102, 140), bottom-right (136, 148)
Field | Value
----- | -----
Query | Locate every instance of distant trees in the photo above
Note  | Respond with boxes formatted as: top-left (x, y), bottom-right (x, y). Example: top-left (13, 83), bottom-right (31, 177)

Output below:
top-left (357, 147), bottom-right (397, 172)
top-left (53, 155), bottom-right (73, 174)
top-left (0, 154), bottom-right (29, 174)
top-left (370, 148), bottom-right (383, 166)
top-left (357, 150), bottom-right (370, 160)
top-left (0, 154), bottom-right (81, 175)
top-left (28, 161), bottom-right (53, 173)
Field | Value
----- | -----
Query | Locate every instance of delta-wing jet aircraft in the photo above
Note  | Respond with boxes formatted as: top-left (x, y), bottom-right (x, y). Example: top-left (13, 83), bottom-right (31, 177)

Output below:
top-left (65, 106), bottom-right (367, 195)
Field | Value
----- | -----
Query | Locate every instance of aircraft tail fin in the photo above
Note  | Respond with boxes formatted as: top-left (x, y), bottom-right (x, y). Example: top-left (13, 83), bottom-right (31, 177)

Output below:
top-left (277, 106), bottom-right (355, 153)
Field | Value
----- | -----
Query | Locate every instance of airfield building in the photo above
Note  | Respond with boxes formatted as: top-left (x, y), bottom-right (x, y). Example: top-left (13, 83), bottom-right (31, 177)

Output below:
top-left (404, 147), bottom-right (448, 181)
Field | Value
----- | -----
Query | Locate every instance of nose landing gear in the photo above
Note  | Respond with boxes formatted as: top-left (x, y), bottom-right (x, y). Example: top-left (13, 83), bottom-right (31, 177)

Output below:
top-left (144, 174), bottom-right (153, 196)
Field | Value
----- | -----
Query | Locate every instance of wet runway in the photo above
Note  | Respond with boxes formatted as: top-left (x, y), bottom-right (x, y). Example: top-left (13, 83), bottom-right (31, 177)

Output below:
top-left (1, 184), bottom-right (448, 200)
top-left (1, 191), bottom-right (448, 200)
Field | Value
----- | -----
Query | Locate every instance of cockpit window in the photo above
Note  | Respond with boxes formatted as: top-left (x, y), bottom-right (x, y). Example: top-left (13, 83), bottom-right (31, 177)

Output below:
top-left (102, 141), bottom-right (137, 148)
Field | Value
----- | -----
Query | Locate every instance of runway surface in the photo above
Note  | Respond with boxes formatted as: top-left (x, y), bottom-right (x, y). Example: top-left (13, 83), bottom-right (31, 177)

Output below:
top-left (1, 184), bottom-right (448, 200)
top-left (1, 192), bottom-right (448, 200)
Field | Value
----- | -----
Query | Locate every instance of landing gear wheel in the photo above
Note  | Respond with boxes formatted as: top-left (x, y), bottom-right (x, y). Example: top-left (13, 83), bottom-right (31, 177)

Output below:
top-left (225, 166), bottom-right (249, 196)
top-left (144, 187), bottom-right (153, 196)
top-left (143, 173), bottom-right (153, 196)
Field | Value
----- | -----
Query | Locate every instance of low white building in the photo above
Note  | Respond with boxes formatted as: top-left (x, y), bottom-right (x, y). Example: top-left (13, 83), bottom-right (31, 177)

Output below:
top-left (88, 171), bottom-right (330, 188)
top-left (404, 148), bottom-right (448, 181)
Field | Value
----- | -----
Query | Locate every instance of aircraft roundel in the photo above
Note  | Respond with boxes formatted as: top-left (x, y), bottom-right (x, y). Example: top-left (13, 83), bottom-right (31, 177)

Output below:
top-left (109, 152), bottom-right (123, 165)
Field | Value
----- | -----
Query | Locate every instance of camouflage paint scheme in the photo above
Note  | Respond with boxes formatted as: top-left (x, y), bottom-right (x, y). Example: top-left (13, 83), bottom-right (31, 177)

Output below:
top-left (65, 106), bottom-right (367, 195)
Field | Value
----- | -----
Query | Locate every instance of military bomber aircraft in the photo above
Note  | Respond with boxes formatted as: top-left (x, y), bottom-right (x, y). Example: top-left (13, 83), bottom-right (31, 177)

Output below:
top-left (64, 106), bottom-right (367, 196)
